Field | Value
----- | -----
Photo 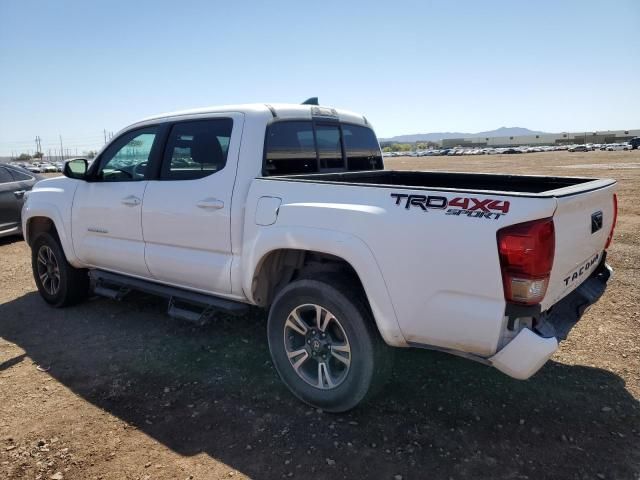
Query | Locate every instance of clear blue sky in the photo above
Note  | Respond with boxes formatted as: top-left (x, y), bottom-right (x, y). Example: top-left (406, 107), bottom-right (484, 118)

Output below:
top-left (1, 0), bottom-right (639, 156)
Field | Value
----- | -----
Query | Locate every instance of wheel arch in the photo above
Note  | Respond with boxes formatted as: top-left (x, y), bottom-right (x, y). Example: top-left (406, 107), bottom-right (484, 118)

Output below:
top-left (25, 216), bottom-right (57, 246)
top-left (23, 205), bottom-right (81, 267)
top-left (242, 226), bottom-right (406, 347)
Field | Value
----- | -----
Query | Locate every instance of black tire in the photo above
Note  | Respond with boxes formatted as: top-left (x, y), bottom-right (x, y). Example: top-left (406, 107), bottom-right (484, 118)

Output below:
top-left (267, 275), bottom-right (390, 412)
top-left (31, 231), bottom-right (89, 307)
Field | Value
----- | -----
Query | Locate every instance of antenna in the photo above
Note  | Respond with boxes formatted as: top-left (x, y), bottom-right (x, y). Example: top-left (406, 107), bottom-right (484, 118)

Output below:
top-left (301, 97), bottom-right (319, 105)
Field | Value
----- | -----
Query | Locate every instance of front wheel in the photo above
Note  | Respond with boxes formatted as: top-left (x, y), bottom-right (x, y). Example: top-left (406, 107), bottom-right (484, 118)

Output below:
top-left (31, 232), bottom-right (89, 307)
top-left (267, 276), bottom-right (390, 412)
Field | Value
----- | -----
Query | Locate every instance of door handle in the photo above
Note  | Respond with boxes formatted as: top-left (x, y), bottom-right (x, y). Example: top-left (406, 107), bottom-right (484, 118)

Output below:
top-left (14, 190), bottom-right (26, 198)
top-left (196, 198), bottom-right (224, 210)
top-left (121, 195), bottom-right (142, 206)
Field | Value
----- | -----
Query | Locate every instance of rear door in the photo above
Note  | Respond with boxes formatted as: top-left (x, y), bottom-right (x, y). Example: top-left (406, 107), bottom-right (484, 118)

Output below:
top-left (7, 167), bottom-right (36, 210)
top-left (141, 114), bottom-right (243, 294)
top-left (0, 167), bottom-right (20, 234)
top-left (543, 183), bottom-right (617, 309)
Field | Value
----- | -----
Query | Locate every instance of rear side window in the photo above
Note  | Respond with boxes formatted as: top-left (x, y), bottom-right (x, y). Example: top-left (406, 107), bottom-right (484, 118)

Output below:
top-left (161, 118), bottom-right (233, 180)
top-left (7, 168), bottom-right (33, 181)
top-left (264, 121), bottom-right (317, 175)
top-left (0, 167), bottom-right (13, 184)
top-left (263, 121), bottom-right (382, 176)
top-left (342, 124), bottom-right (383, 170)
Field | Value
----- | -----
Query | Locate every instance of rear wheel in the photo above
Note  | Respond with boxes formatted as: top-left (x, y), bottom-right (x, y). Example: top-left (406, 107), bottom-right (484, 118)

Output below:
top-left (31, 232), bottom-right (89, 307)
top-left (267, 276), bottom-right (390, 412)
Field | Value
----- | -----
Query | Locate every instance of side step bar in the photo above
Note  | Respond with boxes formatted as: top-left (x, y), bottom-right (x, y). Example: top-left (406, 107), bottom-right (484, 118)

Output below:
top-left (93, 284), bottom-right (131, 301)
top-left (89, 270), bottom-right (249, 325)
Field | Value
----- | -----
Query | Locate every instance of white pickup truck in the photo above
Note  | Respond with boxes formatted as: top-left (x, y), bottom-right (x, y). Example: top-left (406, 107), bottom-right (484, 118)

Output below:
top-left (22, 102), bottom-right (617, 411)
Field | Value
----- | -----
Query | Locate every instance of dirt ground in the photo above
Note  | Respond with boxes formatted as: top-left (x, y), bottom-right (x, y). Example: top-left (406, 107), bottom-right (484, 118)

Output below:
top-left (1, 150), bottom-right (639, 480)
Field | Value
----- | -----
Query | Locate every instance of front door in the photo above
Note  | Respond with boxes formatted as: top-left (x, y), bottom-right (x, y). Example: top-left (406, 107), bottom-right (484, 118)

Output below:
top-left (141, 114), bottom-right (243, 294)
top-left (71, 126), bottom-right (160, 277)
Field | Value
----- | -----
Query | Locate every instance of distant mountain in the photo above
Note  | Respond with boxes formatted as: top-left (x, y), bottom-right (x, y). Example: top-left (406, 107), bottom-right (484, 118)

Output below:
top-left (380, 127), bottom-right (549, 143)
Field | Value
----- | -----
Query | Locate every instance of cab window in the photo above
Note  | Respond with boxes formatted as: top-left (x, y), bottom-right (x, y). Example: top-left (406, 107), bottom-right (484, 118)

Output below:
top-left (264, 121), bottom-right (317, 175)
top-left (96, 127), bottom-right (158, 181)
top-left (160, 118), bottom-right (233, 180)
top-left (342, 124), bottom-right (383, 170)
top-left (316, 125), bottom-right (343, 170)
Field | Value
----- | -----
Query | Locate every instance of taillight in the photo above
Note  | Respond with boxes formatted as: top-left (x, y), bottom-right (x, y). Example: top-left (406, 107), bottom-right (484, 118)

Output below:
top-left (497, 218), bottom-right (555, 305)
top-left (605, 193), bottom-right (618, 249)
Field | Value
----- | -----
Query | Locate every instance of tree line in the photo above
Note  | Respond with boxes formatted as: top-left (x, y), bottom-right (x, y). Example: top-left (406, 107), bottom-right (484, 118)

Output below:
top-left (380, 141), bottom-right (440, 152)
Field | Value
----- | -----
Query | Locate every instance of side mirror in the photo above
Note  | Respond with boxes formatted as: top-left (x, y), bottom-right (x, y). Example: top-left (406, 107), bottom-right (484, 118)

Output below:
top-left (63, 159), bottom-right (88, 179)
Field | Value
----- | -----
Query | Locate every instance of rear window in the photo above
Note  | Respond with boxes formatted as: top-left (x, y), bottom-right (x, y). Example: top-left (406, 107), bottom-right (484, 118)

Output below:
top-left (263, 121), bottom-right (382, 176)
top-left (316, 125), bottom-right (343, 170)
top-left (0, 167), bottom-right (13, 184)
top-left (342, 124), bottom-right (383, 170)
top-left (264, 121), bottom-right (317, 175)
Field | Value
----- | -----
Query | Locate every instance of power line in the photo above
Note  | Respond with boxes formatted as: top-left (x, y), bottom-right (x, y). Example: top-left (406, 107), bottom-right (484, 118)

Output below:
top-left (0, 130), bottom-right (112, 157)
top-left (1, 134), bottom-right (105, 145)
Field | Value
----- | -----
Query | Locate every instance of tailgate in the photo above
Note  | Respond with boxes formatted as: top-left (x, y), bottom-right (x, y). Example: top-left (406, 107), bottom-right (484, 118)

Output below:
top-left (543, 182), bottom-right (617, 310)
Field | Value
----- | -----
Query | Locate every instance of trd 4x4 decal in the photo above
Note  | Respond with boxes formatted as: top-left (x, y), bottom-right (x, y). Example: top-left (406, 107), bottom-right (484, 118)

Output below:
top-left (390, 193), bottom-right (510, 220)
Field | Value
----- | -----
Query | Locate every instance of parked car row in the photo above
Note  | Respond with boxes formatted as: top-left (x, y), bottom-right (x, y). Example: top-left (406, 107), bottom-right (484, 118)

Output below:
top-left (383, 142), bottom-right (634, 157)
top-left (9, 161), bottom-right (65, 173)
top-left (601, 143), bottom-right (631, 151)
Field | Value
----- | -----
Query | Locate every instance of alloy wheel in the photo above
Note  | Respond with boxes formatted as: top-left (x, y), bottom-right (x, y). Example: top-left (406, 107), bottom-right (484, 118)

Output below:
top-left (283, 303), bottom-right (351, 389)
top-left (36, 245), bottom-right (61, 295)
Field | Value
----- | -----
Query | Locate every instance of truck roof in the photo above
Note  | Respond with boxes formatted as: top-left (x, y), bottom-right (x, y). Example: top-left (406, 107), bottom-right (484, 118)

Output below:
top-left (135, 103), bottom-right (369, 128)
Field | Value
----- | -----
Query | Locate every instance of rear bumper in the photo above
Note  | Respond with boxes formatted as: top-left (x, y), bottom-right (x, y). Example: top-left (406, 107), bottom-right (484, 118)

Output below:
top-left (490, 260), bottom-right (612, 380)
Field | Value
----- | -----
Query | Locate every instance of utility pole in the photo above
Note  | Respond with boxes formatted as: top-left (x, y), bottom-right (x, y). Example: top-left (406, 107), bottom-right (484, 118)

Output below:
top-left (59, 135), bottom-right (64, 161)
top-left (34, 135), bottom-right (43, 159)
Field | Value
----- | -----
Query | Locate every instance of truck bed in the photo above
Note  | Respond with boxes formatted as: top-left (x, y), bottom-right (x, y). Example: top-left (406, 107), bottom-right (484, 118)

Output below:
top-left (264, 170), bottom-right (613, 197)
top-left (252, 167), bottom-right (616, 349)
